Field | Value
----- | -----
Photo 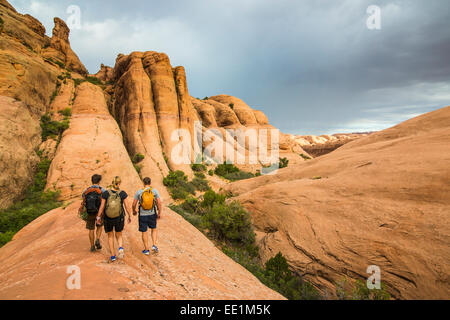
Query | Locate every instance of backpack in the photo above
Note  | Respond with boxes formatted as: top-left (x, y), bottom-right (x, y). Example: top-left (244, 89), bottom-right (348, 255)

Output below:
top-left (105, 190), bottom-right (122, 218)
top-left (83, 187), bottom-right (102, 215)
top-left (140, 187), bottom-right (155, 211)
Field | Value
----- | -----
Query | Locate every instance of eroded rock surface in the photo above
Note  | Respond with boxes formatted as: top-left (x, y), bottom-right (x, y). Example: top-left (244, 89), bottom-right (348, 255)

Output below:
top-left (226, 107), bottom-right (450, 300)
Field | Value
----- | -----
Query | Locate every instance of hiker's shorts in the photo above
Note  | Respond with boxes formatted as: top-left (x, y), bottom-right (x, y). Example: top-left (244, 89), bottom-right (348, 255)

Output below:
top-left (104, 215), bottom-right (124, 233)
top-left (86, 214), bottom-right (102, 230)
top-left (139, 214), bottom-right (157, 232)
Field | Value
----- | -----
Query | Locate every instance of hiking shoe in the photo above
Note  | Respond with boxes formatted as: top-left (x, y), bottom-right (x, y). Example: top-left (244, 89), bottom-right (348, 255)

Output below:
top-left (90, 246), bottom-right (96, 252)
top-left (142, 250), bottom-right (150, 256)
top-left (118, 247), bottom-right (124, 259)
top-left (110, 255), bottom-right (117, 262)
top-left (95, 239), bottom-right (102, 250)
top-left (152, 245), bottom-right (159, 254)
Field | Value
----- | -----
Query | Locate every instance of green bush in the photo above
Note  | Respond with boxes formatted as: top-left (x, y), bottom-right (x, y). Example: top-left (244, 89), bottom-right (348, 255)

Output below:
top-left (85, 76), bottom-right (103, 86)
top-left (163, 171), bottom-right (197, 200)
top-left (215, 163), bottom-right (239, 177)
top-left (194, 172), bottom-right (206, 179)
top-left (223, 171), bottom-right (255, 181)
top-left (335, 277), bottom-right (390, 300)
top-left (0, 156), bottom-right (62, 247)
top-left (229, 103), bottom-right (234, 109)
top-left (279, 157), bottom-right (289, 169)
top-left (191, 163), bottom-right (207, 172)
top-left (300, 153), bottom-right (311, 160)
top-left (58, 108), bottom-right (72, 117)
top-left (202, 201), bottom-right (255, 245)
top-left (132, 153), bottom-right (145, 164)
top-left (40, 113), bottom-right (70, 142)
top-left (214, 164), bottom-right (255, 181)
top-left (201, 190), bottom-right (226, 208)
top-left (73, 78), bottom-right (85, 87)
top-left (191, 177), bottom-right (210, 192)
top-left (208, 169), bottom-right (214, 176)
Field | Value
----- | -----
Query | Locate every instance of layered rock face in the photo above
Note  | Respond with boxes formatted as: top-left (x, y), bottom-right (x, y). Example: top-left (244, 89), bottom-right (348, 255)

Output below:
top-left (42, 17), bottom-right (87, 76)
top-left (0, 96), bottom-right (41, 208)
top-left (291, 133), bottom-right (371, 157)
top-left (191, 95), bottom-right (308, 171)
top-left (0, 1), bottom-right (88, 208)
top-left (226, 107), bottom-right (450, 299)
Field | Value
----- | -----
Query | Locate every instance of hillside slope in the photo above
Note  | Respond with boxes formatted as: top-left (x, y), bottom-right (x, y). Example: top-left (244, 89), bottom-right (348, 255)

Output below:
top-left (226, 106), bottom-right (450, 299)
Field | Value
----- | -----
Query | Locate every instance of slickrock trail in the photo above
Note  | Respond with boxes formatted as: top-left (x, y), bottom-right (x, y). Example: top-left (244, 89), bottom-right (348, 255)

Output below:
top-left (226, 107), bottom-right (450, 300)
top-left (0, 202), bottom-right (284, 300)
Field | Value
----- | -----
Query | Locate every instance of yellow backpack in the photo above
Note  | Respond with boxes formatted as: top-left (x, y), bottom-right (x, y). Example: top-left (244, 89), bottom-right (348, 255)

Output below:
top-left (140, 187), bottom-right (155, 210)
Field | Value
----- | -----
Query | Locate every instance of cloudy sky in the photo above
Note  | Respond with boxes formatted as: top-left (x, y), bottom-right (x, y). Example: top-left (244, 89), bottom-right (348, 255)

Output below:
top-left (9, 0), bottom-right (450, 134)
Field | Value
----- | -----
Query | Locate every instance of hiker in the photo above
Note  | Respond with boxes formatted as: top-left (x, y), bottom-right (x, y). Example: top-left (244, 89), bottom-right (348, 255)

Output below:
top-left (132, 177), bottom-right (162, 255)
top-left (96, 176), bottom-right (132, 262)
top-left (79, 174), bottom-right (105, 252)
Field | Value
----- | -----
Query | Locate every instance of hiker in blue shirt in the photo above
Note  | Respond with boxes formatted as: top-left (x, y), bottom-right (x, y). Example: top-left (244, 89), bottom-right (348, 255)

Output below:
top-left (132, 177), bottom-right (162, 255)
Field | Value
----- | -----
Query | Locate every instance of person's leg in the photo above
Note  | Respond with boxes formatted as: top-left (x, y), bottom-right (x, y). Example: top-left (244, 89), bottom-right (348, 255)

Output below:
top-left (96, 225), bottom-right (102, 241)
top-left (115, 232), bottom-right (123, 249)
top-left (89, 229), bottom-right (95, 247)
top-left (151, 228), bottom-right (158, 247)
top-left (107, 232), bottom-right (115, 257)
top-left (142, 231), bottom-right (149, 251)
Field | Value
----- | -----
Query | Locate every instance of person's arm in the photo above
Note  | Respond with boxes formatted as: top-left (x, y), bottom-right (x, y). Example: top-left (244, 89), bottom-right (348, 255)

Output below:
top-left (78, 193), bottom-right (85, 214)
top-left (132, 198), bottom-right (138, 216)
top-left (156, 198), bottom-right (162, 219)
top-left (96, 198), bottom-right (106, 222)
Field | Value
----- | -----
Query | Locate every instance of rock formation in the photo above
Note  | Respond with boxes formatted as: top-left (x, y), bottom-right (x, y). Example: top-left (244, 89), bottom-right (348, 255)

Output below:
top-left (42, 17), bottom-right (88, 76)
top-left (225, 106), bottom-right (450, 299)
top-left (291, 133), bottom-right (371, 157)
top-left (0, 96), bottom-right (41, 208)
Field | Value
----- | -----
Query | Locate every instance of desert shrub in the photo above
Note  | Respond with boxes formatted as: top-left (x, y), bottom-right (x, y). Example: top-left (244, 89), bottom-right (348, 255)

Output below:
top-left (191, 177), bottom-right (210, 192)
top-left (262, 252), bottom-right (321, 300)
top-left (229, 103), bottom-right (234, 109)
top-left (132, 153), bottom-right (145, 164)
top-left (73, 78), bottom-right (85, 87)
top-left (0, 156), bottom-right (61, 247)
top-left (215, 163), bottom-right (239, 177)
top-left (163, 171), bottom-right (196, 200)
top-left (40, 113), bottom-right (70, 142)
top-left (279, 157), bottom-right (289, 168)
top-left (202, 201), bottom-right (255, 245)
top-left (163, 170), bottom-right (187, 187)
top-left (208, 169), bottom-right (214, 176)
top-left (214, 163), bottom-right (254, 181)
top-left (191, 163), bottom-right (207, 172)
top-left (201, 190), bottom-right (226, 208)
top-left (194, 172), bottom-right (206, 179)
top-left (336, 277), bottom-right (390, 300)
top-left (133, 164), bottom-right (141, 174)
top-left (58, 108), bottom-right (72, 117)
top-left (223, 171), bottom-right (255, 181)
top-left (85, 76), bottom-right (103, 86)
top-left (300, 153), bottom-right (311, 160)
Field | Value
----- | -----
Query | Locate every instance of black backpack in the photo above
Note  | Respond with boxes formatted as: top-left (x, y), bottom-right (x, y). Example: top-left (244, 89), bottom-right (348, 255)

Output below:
top-left (83, 187), bottom-right (102, 215)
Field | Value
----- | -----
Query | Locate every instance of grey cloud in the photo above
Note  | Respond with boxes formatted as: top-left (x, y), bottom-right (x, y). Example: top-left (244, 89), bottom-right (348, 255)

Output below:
top-left (9, 0), bottom-right (450, 134)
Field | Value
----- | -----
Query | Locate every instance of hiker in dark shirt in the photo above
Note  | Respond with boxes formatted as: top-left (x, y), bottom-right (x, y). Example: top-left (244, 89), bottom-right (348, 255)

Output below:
top-left (96, 176), bottom-right (132, 262)
top-left (78, 174), bottom-right (105, 252)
